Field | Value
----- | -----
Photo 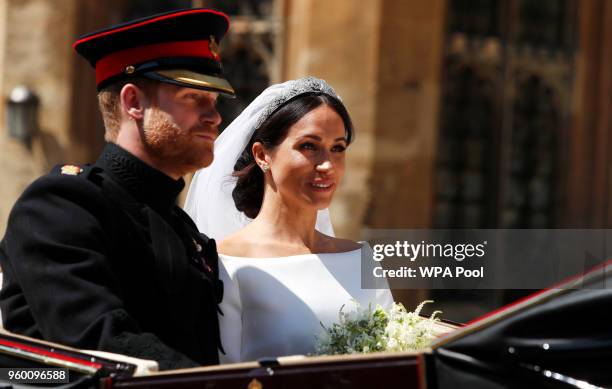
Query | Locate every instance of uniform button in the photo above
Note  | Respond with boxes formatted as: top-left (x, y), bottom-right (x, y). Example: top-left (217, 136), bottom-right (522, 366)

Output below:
top-left (192, 238), bottom-right (202, 252)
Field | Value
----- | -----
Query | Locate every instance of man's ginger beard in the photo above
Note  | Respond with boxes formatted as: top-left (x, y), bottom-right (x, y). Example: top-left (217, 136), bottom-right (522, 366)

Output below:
top-left (141, 106), bottom-right (214, 174)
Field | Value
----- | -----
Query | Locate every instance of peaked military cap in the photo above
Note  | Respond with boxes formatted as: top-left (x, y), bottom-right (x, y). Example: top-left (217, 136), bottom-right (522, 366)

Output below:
top-left (73, 8), bottom-right (235, 97)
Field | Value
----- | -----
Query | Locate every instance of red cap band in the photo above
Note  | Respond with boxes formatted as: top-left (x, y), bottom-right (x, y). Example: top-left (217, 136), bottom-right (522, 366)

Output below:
top-left (95, 39), bottom-right (217, 86)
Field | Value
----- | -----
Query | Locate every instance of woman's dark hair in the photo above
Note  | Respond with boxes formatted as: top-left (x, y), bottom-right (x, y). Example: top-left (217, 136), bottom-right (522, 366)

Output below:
top-left (232, 93), bottom-right (354, 218)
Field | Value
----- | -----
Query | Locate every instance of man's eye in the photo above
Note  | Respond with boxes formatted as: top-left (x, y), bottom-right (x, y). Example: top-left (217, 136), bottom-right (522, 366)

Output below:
top-left (300, 142), bottom-right (317, 151)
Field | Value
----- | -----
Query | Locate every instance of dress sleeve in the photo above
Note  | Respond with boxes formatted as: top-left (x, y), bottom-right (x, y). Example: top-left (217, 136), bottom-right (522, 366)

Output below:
top-left (1, 175), bottom-right (199, 370)
top-left (217, 258), bottom-right (243, 363)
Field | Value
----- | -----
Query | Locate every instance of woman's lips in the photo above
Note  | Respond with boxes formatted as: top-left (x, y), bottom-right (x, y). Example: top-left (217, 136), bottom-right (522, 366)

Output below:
top-left (309, 181), bottom-right (335, 191)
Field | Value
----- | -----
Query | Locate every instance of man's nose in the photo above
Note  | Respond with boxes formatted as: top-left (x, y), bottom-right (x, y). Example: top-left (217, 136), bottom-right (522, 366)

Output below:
top-left (201, 105), bottom-right (222, 127)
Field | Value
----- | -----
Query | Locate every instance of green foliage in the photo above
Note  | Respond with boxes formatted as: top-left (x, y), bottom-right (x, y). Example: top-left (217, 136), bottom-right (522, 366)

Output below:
top-left (315, 301), bottom-right (442, 355)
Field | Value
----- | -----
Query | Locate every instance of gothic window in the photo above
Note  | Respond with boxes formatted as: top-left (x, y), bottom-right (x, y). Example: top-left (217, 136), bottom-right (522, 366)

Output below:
top-left (433, 0), bottom-right (576, 321)
top-left (435, 57), bottom-right (499, 228)
top-left (434, 0), bottom-right (575, 229)
top-left (503, 74), bottom-right (561, 227)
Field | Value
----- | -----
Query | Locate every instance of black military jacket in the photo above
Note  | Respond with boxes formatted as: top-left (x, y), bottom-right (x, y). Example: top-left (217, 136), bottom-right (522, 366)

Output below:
top-left (0, 143), bottom-right (223, 370)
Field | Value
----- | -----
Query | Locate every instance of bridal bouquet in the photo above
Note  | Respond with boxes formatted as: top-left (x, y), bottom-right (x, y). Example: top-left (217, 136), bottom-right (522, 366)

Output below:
top-left (315, 301), bottom-right (442, 355)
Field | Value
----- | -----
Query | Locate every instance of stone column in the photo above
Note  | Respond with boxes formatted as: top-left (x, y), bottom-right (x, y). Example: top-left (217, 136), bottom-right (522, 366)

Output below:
top-left (567, 0), bottom-right (612, 227)
top-left (366, 0), bottom-right (445, 230)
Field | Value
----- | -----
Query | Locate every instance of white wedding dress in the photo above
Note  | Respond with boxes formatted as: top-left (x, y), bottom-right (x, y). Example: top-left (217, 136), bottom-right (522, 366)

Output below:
top-left (218, 243), bottom-right (393, 363)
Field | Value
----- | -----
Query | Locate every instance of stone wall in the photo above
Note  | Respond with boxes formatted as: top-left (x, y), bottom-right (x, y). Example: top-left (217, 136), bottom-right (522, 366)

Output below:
top-left (0, 0), bottom-right (79, 236)
top-left (366, 0), bottom-right (445, 230)
top-left (0, 0), bottom-right (121, 236)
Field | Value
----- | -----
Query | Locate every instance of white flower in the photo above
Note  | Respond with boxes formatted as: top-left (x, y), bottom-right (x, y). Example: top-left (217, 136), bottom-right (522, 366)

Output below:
top-left (315, 300), bottom-right (442, 355)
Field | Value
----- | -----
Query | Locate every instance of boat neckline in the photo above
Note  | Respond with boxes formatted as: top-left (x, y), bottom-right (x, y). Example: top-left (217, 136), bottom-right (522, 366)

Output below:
top-left (218, 245), bottom-right (364, 260)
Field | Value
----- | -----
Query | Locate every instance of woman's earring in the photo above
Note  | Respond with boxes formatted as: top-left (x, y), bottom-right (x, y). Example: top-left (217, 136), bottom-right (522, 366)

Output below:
top-left (261, 164), bottom-right (269, 173)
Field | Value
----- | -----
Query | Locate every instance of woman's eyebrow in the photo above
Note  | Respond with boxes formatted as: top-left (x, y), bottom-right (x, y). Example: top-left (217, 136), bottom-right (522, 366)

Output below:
top-left (300, 134), bottom-right (321, 141)
top-left (298, 135), bottom-right (347, 142)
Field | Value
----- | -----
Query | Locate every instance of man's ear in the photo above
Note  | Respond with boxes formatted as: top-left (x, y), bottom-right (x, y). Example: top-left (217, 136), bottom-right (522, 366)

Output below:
top-left (120, 83), bottom-right (147, 120)
top-left (252, 142), bottom-right (269, 168)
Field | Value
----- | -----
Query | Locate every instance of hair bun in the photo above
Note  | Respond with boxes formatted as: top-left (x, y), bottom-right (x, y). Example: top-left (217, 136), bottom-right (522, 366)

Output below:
top-left (232, 156), bottom-right (263, 219)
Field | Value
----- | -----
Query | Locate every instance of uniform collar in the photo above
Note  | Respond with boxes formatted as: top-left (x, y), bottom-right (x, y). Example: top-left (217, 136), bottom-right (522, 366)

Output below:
top-left (96, 143), bottom-right (185, 212)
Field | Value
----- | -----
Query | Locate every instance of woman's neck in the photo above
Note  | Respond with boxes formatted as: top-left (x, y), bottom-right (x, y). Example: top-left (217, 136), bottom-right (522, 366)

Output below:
top-left (252, 192), bottom-right (319, 250)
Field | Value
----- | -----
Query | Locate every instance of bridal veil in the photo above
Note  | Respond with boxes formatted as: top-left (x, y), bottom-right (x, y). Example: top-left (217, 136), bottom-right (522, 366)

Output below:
top-left (184, 77), bottom-right (341, 240)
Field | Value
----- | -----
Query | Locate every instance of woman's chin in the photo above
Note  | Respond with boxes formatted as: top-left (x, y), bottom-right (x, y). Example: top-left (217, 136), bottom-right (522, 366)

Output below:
top-left (295, 187), bottom-right (337, 210)
top-left (306, 195), bottom-right (334, 210)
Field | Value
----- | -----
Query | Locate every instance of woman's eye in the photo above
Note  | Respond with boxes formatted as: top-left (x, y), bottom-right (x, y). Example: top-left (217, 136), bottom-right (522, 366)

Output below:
top-left (300, 142), bottom-right (317, 151)
top-left (332, 145), bottom-right (346, 152)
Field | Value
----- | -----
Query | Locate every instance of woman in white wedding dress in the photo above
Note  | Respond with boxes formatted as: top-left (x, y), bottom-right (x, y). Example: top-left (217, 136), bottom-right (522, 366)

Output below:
top-left (184, 77), bottom-right (393, 363)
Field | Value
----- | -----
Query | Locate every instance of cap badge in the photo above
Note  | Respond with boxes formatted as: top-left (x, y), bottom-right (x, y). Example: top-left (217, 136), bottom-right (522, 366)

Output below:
top-left (61, 165), bottom-right (83, 175)
top-left (209, 35), bottom-right (220, 60)
top-left (125, 65), bottom-right (136, 74)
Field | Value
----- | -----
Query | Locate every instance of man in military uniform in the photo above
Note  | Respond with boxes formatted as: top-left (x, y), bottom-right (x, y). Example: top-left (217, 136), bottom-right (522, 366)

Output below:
top-left (0, 9), bottom-right (234, 370)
